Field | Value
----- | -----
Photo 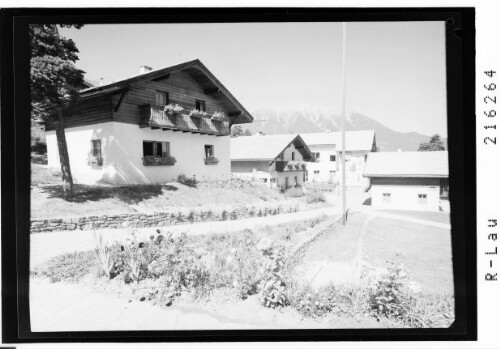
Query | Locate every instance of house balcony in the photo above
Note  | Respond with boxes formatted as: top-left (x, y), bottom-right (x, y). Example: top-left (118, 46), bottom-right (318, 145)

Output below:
top-left (275, 160), bottom-right (307, 172)
top-left (139, 104), bottom-right (230, 136)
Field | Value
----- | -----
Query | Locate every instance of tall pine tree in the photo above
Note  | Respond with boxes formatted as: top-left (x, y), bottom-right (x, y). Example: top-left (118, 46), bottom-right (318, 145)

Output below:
top-left (30, 24), bottom-right (85, 197)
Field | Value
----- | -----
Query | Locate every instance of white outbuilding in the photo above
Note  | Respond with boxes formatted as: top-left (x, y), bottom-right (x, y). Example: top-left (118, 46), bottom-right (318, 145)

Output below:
top-left (363, 151), bottom-right (449, 212)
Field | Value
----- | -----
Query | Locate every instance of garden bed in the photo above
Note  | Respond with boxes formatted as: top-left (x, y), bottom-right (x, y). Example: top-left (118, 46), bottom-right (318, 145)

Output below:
top-left (32, 215), bottom-right (453, 329)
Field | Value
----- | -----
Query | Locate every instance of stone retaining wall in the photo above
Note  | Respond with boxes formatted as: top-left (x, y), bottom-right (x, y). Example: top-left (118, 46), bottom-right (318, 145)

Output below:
top-left (31, 201), bottom-right (304, 233)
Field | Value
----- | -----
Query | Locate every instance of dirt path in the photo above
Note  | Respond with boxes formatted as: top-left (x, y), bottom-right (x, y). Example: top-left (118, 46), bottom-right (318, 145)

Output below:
top-left (30, 279), bottom-right (265, 331)
top-left (30, 278), bottom-right (389, 331)
top-left (31, 205), bottom-right (342, 268)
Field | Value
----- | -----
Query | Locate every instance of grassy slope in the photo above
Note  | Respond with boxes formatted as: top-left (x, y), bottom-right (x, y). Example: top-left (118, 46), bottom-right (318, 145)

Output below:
top-left (31, 164), bottom-right (294, 219)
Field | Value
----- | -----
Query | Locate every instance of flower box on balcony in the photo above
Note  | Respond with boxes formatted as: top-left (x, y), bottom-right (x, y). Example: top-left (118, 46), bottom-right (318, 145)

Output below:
top-left (142, 155), bottom-right (177, 166)
top-left (287, 160), bottom-right (307, 170)
top-left (163, 104), bottom-right (184, 116)
top-left (88, 155), bottom-right (103, 166)
top-left (211, 111), bottom-right (226, 122)
top-left (204, 156), bottom-right (219, 165)
top-left (188, 109), bottom-right (209, 119)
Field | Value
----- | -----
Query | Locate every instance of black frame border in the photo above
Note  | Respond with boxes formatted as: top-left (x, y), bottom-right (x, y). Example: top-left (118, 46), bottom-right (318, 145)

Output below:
top-left (1, 7), bottom-right (476, 343)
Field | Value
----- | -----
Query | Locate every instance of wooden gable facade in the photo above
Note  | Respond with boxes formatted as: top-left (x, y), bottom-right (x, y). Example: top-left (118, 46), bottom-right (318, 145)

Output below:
top-left (47, 60), bottom-right (253, 135)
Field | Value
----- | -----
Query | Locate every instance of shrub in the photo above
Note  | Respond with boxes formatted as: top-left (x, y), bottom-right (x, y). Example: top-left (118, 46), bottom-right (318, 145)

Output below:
top-left (370, 260), bottom-right (408, 318)
top-left (305, 189), bottom-right (326, 204)
top-left (288, 284), bottom-right (332, 318)
top-left (114, 229), bottom-right (210, 302)
top-left (207, 235), bottom-right (261, 299)
top-left (257, 243), bottom-right (288, 308)
top-left (177, 174), bottom-right (198, 188)
top-left (284, 187), bottom-right (304, 198)
top-left (31, 152), bottom-right (48, 165)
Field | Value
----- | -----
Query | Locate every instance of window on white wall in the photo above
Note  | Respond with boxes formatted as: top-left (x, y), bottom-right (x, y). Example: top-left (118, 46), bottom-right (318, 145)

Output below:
top-left (382, 192), bottom-right (391, 203)
top-left (330, 155), bottom-right (336, 162)
top-left (418, 194), bottom-right (428, 204)
top-left (89, 139), bottom-right (103, 166)
top-left (143, 141), bottom-right (170, 157)
top-left (91, 139), bottom-right (102, 157)
top-left (205, 144), bottom-right (214, 158)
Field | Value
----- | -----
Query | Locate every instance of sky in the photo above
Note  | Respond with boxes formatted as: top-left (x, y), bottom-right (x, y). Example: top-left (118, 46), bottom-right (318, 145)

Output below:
top-left (60, 22), bottom-right (447, 136)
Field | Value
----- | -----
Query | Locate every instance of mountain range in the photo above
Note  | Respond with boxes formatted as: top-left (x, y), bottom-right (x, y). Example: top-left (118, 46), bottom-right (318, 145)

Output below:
top-left (242, 106), bottom-right (446, 152)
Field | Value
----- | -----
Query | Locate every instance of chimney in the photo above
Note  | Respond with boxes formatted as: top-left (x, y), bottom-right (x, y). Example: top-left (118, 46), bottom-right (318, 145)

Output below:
top-left (139, 65), bottom-right (153, 74)
top-left (98, 78), bottom-right (104, 86)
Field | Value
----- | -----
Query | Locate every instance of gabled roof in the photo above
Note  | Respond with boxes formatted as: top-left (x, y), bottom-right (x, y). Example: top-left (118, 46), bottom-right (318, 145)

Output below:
top-left (364, 151), bottom-right (449, 178)
top-left (231, 134), bottom-right (312, 161)
top-left (79, 59), bottom-right (253, 124)
top-left (300, 130), bottom-right (376, 151)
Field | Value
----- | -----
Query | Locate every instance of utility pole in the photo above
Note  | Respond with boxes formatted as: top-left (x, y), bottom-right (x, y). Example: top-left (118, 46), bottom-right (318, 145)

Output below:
top-left (341, 22), bottom-right (347, 226)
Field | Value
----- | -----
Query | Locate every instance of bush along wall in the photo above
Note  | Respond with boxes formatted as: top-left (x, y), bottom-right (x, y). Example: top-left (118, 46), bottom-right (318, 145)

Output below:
top-left (30, 201), bottom-right (304, 233)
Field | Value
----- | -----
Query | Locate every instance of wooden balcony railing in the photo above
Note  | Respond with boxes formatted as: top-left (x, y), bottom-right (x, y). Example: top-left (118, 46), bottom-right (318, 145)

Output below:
top-left (275, 160), bottom-right (307, 172)
top-left (139, 104), bottom-right (230, 136)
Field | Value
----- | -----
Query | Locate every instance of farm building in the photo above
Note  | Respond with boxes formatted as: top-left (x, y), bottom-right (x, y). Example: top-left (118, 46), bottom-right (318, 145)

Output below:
top-left (300, 130), bottom-right (377, 188)
top-left (363, 151), bottom-right (449, 212)
top-left (45, 59), bottom-right (253, 185)
top-left (230, 134), bottom-right (313, 189)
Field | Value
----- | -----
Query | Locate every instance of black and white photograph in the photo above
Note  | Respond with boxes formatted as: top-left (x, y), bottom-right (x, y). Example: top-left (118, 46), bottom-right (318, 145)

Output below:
top-left (25, 19), bottom-right (458, 332)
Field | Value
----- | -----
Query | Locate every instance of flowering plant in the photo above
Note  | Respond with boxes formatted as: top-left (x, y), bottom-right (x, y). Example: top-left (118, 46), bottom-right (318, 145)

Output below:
top-left (88, 154), bottom-right (103, 166)
top-left (189, 109), bottom-right (209, 118)
top-left (163, 104), bottom-right (184, 115)
top-left (211, 111), bottom-right (226, 121)
top-left (143, 155), bottom-right (177, 166)
top-left (205, 156), bottom-right (219, 165)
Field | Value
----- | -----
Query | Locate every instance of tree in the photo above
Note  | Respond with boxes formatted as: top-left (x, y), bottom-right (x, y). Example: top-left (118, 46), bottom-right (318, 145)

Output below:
top-left (244, 129), bottom-right (252, 136)
top-left (30, 24), bottom-right (85, 198)
top-left (231, 125), bottom-right (244, 137)
top-left (418, 134), bottom-right (446, 151)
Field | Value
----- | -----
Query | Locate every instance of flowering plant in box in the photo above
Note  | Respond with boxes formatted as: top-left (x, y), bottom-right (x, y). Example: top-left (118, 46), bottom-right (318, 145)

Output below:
top-left (88, 154), bottom-right (103, 166)
top-left (211, 111), bottom-right (226, 122)
top-left (204, 156), bottom-right (219, 165)
top-left (143, 155), bottom-right (177, 166)
top-left (188, 109), bottom-right (209, 118)
top-left (163, 104), bottom-right (184, 115)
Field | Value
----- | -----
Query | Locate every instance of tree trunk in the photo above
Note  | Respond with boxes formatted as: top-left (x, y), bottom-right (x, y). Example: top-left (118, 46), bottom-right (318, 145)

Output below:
top-left (55, 109), bottom-right (74, 198)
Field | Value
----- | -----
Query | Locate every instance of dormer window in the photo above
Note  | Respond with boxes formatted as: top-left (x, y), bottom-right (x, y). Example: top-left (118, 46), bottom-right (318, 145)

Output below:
top-left (196, 99), bottom-right (206, 112)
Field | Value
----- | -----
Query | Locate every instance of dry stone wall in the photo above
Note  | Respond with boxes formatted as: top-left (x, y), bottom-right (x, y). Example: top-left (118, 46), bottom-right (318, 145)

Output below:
top-left (31, 201), bottom-right (304, 233)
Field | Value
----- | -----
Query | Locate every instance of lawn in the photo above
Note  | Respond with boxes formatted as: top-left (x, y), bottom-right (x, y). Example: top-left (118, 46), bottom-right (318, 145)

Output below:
top-left (363, 216), bottom-right (453, 294)
top-left (31, 164), bottom-right (302, 219)
top-left (296, 211), bottom-right (454, 294)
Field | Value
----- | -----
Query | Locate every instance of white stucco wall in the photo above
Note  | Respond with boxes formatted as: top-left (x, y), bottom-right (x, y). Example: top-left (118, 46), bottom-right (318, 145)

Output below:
top-left (371, 184), bottom-right (441, 212)
top-left (46, 122), bottom-right (231, 185)
top-left (306, 145), bottom-right (369, 188)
